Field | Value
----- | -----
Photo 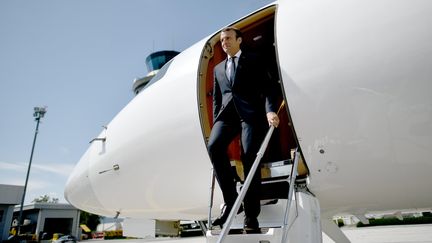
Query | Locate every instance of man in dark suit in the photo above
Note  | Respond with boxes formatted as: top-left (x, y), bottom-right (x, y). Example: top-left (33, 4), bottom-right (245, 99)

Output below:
top-left (207, 27), bottom-right (280, 231)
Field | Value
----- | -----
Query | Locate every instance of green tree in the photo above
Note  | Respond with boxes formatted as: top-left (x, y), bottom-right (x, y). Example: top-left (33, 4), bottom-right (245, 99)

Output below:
top-left (80, 211), bottom-right (100, 231)
top-left (32, 194), bottom-right (59, 203)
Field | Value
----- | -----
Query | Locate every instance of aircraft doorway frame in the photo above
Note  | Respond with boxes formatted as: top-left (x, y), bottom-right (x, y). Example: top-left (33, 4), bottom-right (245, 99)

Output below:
top-left (196, 5), bottom-right (308, 178)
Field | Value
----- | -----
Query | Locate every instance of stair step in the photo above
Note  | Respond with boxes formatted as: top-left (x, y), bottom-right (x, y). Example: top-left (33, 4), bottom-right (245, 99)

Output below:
top-left (209, 227), bottom-right (271, 235)
top-left (206, 227), bottom-right (283, 243)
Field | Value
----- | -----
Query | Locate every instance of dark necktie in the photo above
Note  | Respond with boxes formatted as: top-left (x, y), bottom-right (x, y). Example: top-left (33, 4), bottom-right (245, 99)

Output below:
top-left (228, 56), bottom-right (236, 84)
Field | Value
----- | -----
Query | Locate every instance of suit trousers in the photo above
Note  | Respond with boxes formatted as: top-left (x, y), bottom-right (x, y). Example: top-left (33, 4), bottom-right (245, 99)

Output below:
top-left (207, 103), bottom-right (263, 218)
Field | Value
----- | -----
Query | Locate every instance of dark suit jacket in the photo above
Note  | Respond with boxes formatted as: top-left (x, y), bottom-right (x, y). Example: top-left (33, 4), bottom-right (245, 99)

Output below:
top-left (213, 51), bottom-right (278, 124)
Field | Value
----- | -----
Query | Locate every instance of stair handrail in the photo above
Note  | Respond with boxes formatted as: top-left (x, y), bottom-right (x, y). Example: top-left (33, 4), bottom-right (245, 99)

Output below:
top-left (281, 148), bottom-right (300, 243)
top-left (216, 124), bottom-right (276, 243)
top-left (208, 168), bottom-right (216, 229)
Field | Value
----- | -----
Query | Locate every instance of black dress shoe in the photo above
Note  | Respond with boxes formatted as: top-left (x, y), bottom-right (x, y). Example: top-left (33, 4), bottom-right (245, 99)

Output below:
top-left (244, 217), bottom-right (260, 233)
top-left (228, 228), bottom-right (244, 234)
top-left (212, 204), bottom-right (244, 227)
top-left (212, 215), bottom-right (228, 227)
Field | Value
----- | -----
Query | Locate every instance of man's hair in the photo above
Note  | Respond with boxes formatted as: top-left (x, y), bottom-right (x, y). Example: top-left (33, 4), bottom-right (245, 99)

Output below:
top-left (221, 27), bottom-right (243, 39)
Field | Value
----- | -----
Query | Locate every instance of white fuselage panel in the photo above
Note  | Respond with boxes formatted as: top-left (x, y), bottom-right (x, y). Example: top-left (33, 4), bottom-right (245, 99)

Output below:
top-left (276, 0), bottom-right (432, 213)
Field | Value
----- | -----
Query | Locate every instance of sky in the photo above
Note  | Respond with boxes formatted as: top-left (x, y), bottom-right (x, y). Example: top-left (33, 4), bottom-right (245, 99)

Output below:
top-left (0, 0), bottom-right (274, 204)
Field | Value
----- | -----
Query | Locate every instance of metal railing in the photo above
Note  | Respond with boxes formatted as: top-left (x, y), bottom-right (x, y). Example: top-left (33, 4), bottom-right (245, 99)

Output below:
top-left (216, 125), bottom-right (276, 243)
top-left (281, 149), bottom-right (300, 243)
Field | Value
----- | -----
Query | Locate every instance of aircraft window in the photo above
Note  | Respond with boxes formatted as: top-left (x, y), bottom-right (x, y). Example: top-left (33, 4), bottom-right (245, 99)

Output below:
top-left (142, 58), bottom-right (174, 90)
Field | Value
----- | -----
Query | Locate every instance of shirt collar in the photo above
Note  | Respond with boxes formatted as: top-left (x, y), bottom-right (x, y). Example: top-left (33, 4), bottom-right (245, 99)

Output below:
top-left (228, 50), bottom-right (242, 59)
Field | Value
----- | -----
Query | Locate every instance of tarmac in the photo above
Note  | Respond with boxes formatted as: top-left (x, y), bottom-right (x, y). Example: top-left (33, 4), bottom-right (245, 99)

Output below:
top-left (91, 223), bottom-right (432, 243)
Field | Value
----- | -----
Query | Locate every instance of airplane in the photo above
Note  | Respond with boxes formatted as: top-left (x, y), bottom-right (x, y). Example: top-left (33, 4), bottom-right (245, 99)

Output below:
top-left (65, 0), bottom-right (432, 242)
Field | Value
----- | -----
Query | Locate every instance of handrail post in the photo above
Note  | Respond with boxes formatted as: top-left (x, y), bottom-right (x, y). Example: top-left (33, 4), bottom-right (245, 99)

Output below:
top-left (208, 168), bottom-right (216, 229)
top-left (216, 125), bottom-right (275, 243)
top-left (281, 149), bottom-right (300, 243)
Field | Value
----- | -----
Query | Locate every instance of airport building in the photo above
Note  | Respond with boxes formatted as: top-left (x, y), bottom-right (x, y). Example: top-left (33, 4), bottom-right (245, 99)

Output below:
top-left (1, 184), bottom-right (81, 241)
top-left (12, 203), bottom-right (81, 240)
top-left (0, 184), bottom-right (24, 241)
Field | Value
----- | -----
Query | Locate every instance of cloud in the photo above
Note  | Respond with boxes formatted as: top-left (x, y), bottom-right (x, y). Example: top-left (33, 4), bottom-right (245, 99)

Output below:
top-left (32, 163), bottom-right (75, 177)
top-left (0, 161), bottom-right (75, 177)
top-left (0, 177), bottom-right (25, 186)
top-left (59, 146), bottom-right (71, 155)
top-left (0, 161), bottom-right (26, 172)
top-left (0, 161), bottom-right (74, 203)
top-left (27, 179), bottom-right (50, 191)
top-left (0, 177), bottom-right (49, 191)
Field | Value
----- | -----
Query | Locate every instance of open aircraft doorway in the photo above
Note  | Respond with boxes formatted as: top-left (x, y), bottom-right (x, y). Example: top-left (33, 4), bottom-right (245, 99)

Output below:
top-left (197, 5), bottom-right (309, 189)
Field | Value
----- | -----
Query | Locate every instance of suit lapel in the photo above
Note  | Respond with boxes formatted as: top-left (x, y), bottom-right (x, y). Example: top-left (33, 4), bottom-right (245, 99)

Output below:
top-left (224, 59), bottom-right (230, 85)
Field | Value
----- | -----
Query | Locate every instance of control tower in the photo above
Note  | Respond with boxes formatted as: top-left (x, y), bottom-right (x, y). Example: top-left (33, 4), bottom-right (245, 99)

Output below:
top-left (133, 50), bottom-right (179, 94)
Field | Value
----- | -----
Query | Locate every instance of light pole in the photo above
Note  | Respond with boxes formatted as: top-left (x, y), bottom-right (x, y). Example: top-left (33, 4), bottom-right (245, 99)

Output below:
top-left (17, 106), bottom-right (47, 235)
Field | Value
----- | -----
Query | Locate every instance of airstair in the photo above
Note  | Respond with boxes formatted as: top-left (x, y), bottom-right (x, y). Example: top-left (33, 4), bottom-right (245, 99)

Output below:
top-left (205, 126), bottom-right (322, 243)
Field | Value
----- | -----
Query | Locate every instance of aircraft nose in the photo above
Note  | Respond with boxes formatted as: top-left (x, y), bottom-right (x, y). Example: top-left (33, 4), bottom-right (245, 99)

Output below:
top-left (65, 148), bottom-right (106, 215)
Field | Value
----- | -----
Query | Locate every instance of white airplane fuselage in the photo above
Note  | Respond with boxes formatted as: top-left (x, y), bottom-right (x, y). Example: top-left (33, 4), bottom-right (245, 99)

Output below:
top-left (65, 0), bottom-right (432, 222)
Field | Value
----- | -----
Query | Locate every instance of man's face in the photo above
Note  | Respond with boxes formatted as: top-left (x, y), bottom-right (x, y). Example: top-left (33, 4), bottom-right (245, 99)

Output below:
top-left (220, 30), bottom-right (242, 56)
